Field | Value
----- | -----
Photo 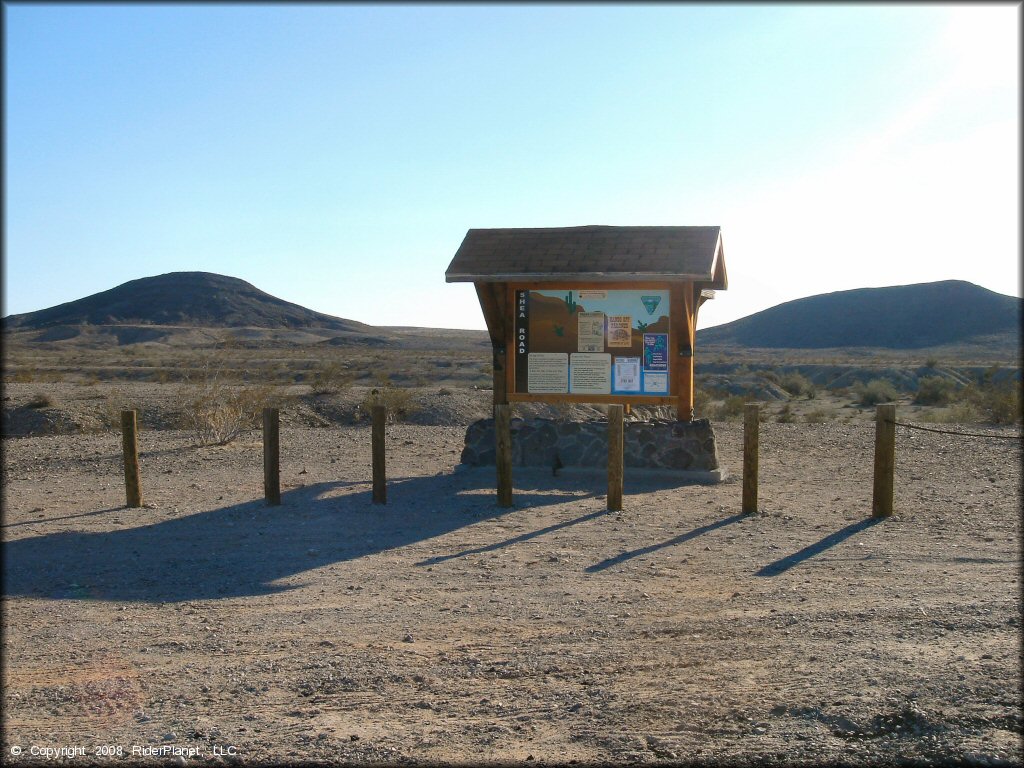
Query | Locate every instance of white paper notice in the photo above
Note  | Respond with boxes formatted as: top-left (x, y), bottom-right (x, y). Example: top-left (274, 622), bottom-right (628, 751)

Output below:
top-left (613, 357), bottom-right (641, 392)
top-left (569, 353), bottom-right (611, 394)
top-left (527, 353), bottom-right (569, 394)
top-left (577, 312), bottom-right (605, 353)
top-left (643, 372), bottom-right (669, 394)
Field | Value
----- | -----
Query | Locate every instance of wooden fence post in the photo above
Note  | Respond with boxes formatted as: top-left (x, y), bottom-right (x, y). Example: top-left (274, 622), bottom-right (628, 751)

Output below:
top-left (742, 403), bottom-right (759, 514)
top-left (495, 403), bottom-right (513, 508)
top-left (263, 408), bottom-right (281, 506)
top-left (372, 405), bottom-right (387, 504)
top-left (120, 409), bottom-right (143, 508)
top-left (607, 405), bottom-right (624, 511)
top-left (872, 403), bottom-right (896, 517)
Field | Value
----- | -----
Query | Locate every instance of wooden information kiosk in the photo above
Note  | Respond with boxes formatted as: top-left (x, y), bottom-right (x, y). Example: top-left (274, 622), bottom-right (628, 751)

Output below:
top-left (445, 225), bottom-right (727, 421)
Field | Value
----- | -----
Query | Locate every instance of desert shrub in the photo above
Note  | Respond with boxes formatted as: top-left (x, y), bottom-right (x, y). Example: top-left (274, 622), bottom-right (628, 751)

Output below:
top-left (14, 368), bottom-right (64, 383)
top-left (26, 392), bottom-right (56, 409)
top-left (98, 396), bottom-right (125, 429)
top-left (360, 378), bottom-right (418, 423)
top-left (980, 365), bottom-right (1003, 386)
top-left (308, 361), bottom-right (355, 395)
top-left (913, 375), bottom-right (958, 406)
top-left (780, 372), bottom-right (816, 399)
top-left (9, 368), bottom-right (37, 383)
top-left (918, 403), bottom-right (980, 424)
top-left (713, 394), bottom-right (752, 421)
top-left (692, 387), bottom-right (713, 417)
top-left (178, 360), bottom-right (275, 444)
top-left (179, 383), bottom-right (274, 445)
top-left (776, 402), bottom-right (795, 423)
top-left (803, 408), bottom-right (831, 423)
top-left (854, 379), bottom-right (898, 406)
top-left (924, 356), bottom-right (939, 369)
top-left (961, 380), bottom-right (1023, 425)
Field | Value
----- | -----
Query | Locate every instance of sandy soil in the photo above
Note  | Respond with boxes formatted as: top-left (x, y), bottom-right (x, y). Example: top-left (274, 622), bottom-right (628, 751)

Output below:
top-left (1, 388), bottom-right (1021, 766)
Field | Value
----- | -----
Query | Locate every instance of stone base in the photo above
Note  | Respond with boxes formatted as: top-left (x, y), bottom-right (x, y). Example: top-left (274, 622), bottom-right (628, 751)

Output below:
top-left (460, 417), bottom-right (725, 483)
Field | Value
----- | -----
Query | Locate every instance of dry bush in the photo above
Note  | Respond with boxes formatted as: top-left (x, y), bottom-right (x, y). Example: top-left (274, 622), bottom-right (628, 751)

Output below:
top-left (179, 383), bottom-right (274, 445)
top-left (308, 361), bottom-right (355, 395)
top-left (26, 392), bottom-right (56, 409)
top-left (916, 380), bottom-right (1022, 425)
top-left (854, 379), bottom-right (899, 406)
top-left (712, 394), bottom-right (753, 421)
top-left (961, 380), bottom-right (1022, 425)
top-left (9, 367), bottom-right (63, 383)
top-left (359, 378), bottom-right (418, 423)
top-left (98, 394), bottom-right (130, 430)
top-left (8, 368), bottom-right (37, 383)
top-left (803, 408), bottom-right (832, 423)
top-left (918, 403), bottom-right (980, 424)
top-left (692, 387), bottom-right (713, 417)
top-left (780, 372), bottom-right (816, 399)
top-left (776, 402), bottom-right (796, 423)
top-left (913, 375), bottom-right (958, 406)
top-left (178, 359), bottom-right (276, 445)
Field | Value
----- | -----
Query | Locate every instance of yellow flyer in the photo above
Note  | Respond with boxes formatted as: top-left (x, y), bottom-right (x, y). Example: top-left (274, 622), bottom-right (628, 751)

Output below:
top-left (607, 315), bottom-right (632, 347)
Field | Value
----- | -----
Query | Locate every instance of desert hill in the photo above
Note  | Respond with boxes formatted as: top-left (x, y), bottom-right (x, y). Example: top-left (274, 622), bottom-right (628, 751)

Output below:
top-left (3, 274), bottom-right (1019, 361)
top-left (2, 271), bottom-right (370, 333)
top-left (697, 280), bottom-right (1021, 351)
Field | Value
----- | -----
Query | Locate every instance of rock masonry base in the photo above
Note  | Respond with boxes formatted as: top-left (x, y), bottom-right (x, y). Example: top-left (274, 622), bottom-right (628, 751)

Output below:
top-left (460, 417), bottom-right (726, 484)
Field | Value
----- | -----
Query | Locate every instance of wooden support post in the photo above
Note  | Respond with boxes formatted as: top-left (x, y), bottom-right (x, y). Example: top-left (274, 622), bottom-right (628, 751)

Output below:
top-left (372, 405), bottom-right (387, 504)
top-left (263, 408), bottom-right (281, 506)
top-left (679, 355), bottom-right (694, 422)
top-left (742, 403), bottom-right (759, 514)
top-left (607, 404), bottom-right (624, 511)
top-left (872, 403), bottom-right (896, 517)
top-left (671, 282), bottom-right (696, 421)
top-left (495, 403), bottom-right (513, 508)
top-left (120, 409), bottom-right (143, 508)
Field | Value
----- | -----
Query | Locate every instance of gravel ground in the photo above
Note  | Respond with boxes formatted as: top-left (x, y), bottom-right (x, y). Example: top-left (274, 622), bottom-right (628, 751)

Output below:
top-left (1, 384), bottom-right (1021, 766)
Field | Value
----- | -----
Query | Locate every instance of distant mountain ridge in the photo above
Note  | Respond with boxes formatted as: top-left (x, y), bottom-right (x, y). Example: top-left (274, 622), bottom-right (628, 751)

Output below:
top-left (2, 272), bottom-right (369, 332)
top-left (697, 280), bottom-right (1021, 350)
top-left (4, 273), bottom-right (1020, 354)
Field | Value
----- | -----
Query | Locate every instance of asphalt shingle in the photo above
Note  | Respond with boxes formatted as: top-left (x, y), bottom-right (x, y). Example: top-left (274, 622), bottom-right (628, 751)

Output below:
top-left (445, 225), bottom-right (725, 285)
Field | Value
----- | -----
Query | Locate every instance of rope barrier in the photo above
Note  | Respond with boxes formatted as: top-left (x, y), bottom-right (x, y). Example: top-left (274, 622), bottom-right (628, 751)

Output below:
top-left (887, 419), bottom-right (1023, 441)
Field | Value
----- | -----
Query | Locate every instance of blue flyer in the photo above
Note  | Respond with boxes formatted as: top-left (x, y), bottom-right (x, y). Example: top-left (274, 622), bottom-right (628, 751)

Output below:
top-left (643, 333), bottom-right (668, 371)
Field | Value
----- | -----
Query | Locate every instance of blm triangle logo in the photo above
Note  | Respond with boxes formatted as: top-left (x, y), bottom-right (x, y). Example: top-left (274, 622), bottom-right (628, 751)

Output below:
top-left (640, 295), bottom-right (662, 315)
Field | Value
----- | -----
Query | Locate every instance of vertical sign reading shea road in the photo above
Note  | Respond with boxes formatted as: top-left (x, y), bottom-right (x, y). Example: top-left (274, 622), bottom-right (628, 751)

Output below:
top-left (515, 289), bottom-right (672, 397)
top-left (515, 290), bottom-right (529, 394)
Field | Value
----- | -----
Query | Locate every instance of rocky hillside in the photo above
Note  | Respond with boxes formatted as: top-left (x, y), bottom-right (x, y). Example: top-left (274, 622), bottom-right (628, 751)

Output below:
top-left (2, 271), bottom-right (369, 332)
top-left (697, 280), bottom-right (1021, 350)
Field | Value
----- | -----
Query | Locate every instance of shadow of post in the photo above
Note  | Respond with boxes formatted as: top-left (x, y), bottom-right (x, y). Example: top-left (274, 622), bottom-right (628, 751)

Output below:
top-left (755, 518), bottom-right (886, 577)
top-left (417, 507), bottom-right (610, 566)
top-left (1, 470), bottom-right (589, 604)
top-left (586, 513), bottom-right (747, 573)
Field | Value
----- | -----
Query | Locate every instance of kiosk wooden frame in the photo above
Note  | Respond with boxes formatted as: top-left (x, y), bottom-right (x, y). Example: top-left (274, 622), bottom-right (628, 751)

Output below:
top-left (446, 226), bottom-right (727, 421)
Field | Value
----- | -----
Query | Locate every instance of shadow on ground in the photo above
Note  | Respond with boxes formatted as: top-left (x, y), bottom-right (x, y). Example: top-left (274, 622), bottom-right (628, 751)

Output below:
top-left (3, 465), bottom-right (893, 603)
top-left (756, 518), bottom-right (886, 576)
top-left (586, 513), bottom-right (747, 572)
top-left (2, 469), bottom-right (596, 604)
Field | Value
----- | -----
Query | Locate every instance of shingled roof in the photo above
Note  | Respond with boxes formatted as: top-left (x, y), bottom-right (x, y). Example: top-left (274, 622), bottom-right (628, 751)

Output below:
top-left (445, 225), bottom-right (727, 288)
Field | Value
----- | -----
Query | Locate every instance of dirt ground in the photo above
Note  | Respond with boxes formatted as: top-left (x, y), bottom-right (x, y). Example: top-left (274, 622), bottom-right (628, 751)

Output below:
top-left (1, 386), bottom-right (1021, 766)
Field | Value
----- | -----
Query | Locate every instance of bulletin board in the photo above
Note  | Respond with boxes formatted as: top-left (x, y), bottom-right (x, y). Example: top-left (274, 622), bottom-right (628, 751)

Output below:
top-left (511, 287), bottom-right (676, 401)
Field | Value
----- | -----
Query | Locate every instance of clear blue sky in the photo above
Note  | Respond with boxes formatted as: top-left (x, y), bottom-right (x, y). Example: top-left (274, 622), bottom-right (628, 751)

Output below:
top-left (4, 3), bottom-right (1020, 331)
